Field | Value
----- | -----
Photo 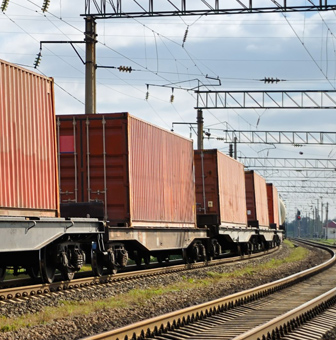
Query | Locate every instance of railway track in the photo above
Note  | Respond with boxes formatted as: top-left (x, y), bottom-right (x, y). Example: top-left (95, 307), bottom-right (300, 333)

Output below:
top-left (0, 246), bottom-right (278, 302)
top-left (81, 240), bottom-right (336, 340)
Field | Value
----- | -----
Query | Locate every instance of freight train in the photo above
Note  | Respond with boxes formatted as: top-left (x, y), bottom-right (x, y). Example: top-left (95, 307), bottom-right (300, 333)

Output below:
top-left (0, 59), bottom-right (284, 283)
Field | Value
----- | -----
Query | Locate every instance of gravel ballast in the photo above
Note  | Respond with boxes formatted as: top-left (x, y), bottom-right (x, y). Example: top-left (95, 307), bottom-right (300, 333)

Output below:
top-left (0, 242), bottom-right (331, 340)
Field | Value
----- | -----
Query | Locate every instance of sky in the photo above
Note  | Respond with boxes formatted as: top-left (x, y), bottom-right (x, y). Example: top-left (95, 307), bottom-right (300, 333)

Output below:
top-left (1, 0), bottom-right (336, 220)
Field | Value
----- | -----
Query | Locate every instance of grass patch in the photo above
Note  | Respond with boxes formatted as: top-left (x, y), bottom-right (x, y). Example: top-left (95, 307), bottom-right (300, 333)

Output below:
top-left (0, 240), bottom-right (309, 333)
top-left (205, 239), bottom-right (308, 280)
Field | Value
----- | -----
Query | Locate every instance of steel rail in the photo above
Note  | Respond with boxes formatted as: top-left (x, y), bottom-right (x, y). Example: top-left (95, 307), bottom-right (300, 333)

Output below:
top-left (233, 287), bottom-right (336, 340)
top-left (81, 242), bottom-right (335, 340)
top-left (0, 246), bottom-right (278, 301)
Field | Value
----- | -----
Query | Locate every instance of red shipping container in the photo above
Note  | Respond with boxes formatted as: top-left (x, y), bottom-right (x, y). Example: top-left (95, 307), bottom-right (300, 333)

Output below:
top-left (267, 183), bottom-right (280, 229)
top-left (57, 113), bottom-right (196, 228)
top-left (245, 170), bottom-right (269, 228)
top-left (194, 149), bottom-right (247, 228)
top-left (0, 59), bottom-right (58, 217)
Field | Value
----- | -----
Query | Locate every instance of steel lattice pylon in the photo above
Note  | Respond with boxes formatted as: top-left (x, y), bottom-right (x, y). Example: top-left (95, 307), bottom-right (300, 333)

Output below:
top-left (212, 130), bottom-right (336, 145)
top-left (84, 0), bottom-right (336, 18)
top-left (195, 90), bottom-right (336, 110)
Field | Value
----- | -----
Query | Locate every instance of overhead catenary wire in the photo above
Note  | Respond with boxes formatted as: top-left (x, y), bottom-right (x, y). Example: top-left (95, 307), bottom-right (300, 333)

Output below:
top-left (283, 13), bottom-right (336, 90)
top-left (1, 1), bottom-right (189, 126)
top-left (2, 2), bottom-right (335, 139)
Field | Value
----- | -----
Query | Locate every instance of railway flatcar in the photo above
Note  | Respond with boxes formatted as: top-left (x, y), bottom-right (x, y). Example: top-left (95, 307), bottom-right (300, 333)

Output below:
top-left (194, 150), bottom-right (281, 256)
top-left (0, 59), bottom-right (104, 283)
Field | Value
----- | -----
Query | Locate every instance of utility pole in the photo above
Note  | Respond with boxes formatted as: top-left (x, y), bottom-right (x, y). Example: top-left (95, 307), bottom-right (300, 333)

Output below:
top-left (326, 202), bottom-right (329, 239)
top-left (317, 199), bottom-right (320, 237)
top-left (85, 16), bottom-right (97, 114)
top-left (197, 109), bottom-right (203, 150)
top-left (313, 207), bottom-right (316, 237)
top-left (321, 199), bottom-right (324, 237)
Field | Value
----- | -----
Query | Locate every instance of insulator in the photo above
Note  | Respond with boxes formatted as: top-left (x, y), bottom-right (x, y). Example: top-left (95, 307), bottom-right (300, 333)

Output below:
top-left (41, 0), bottom-right (50, 12)
top-left (182, 26), bottom-right (189, 47)
top-left (145, 84), bottom-right (149, 100)
top-left (170, 88), bottom-right (174, 103)
top-left (34, 52), bottom-right (42, 69)
top-left (118, 65), bottom-right (132, 73)
top-left (1, 0), bottom-right (10, 12)
top-left (263, 77), bottom-right (280, 84)
top-left (229, 144), bottom-right (233, 157)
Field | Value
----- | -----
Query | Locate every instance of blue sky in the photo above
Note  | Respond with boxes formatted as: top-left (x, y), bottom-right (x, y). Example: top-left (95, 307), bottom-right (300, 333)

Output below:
top-left (1, 0), bottom-right (336, 220)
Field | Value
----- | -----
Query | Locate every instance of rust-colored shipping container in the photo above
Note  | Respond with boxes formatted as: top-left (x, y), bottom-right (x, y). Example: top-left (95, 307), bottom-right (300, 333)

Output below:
top-left (267, 183), bottom-right (280, 229)
top-left (57, 113), bottom-right (196, 228)
top-left (194, 149), bottom-right (247, 228)
top-left (245, 170), bottom-right (269, 228)
top-left (0, 59), bottom-right (59, 217)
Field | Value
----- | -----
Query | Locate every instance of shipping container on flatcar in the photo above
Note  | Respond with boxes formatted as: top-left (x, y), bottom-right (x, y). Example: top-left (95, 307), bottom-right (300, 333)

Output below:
top-left (266, 183), bottom-right (280, 229)
top-left (0, 59), bottom-right (59, 217)
top-left (0, 60), bottom-right (104, 283)
top-left (57, 113), bottom-right (207, 266)
top-left (57, 113), bottom-right (197, 228)
top-left (245, 170), bottom-right (269, 228)
top-left (279, 199), bottom-right (286, 227)
top-left (194, 149), bottom-right (247, 229)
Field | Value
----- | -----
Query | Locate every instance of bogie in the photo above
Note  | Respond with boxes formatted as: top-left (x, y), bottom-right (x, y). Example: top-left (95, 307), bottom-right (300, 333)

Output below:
top-left (91, 244), bottom-right (129, 276)
top-left (0, 266), bottom-right (6, 282)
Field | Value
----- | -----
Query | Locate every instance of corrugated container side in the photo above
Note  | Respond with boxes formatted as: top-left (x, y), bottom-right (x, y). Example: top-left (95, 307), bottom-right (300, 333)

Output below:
top-left (245, 171), bottom-right (269, 228)
top-left (267, 183), bottom-right (280, 229)
top-left (194, 150), bottom-right (220, 222)
top-left (58, 113), bottom-right (196, 228)
top-left (128, 115), bottom-right (196, 227)
top-left (58, 113), bottom-right (129, 224)
top-left (217, 151), bottom-right (247, 225)
top-left (0, 59), bottom-right (58, 217)
top-left (194, 150), bottom-right (247, 227)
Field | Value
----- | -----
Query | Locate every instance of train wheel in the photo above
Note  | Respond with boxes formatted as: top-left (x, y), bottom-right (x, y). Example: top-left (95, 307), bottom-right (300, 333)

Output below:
top-left (191, 244), bottom-right (199, 263)
top-left (91, 250), bottom-right (104, 277)
top-left (106, 249), bottom-right (117, 275)
top-left (182, 249), bottom-right (189, 264)
top-left (27, 265), bottom-right (40, 281)
top-left (237, 244), bottom-right (242, 256)
top-left (157, 254), bottom-right (163, 264)
top-left (247, 242), bottom-right (252, 255)
top-left (61, 269), bottom-right (75, 281)
top-left (107, 265), bottom-right (117, 275)
top-left (133, 251), bottom-right (142, 267)
top-left (0, 266), bottom-right (6, 282)
top-left (209, 239), bottom-right (221, 260)
top-left (144, 254), bottom-right (150, 266)
top-left (39, 247), bottom-right (56, 283)
top-left (199, 244), bottom-right (206, 262)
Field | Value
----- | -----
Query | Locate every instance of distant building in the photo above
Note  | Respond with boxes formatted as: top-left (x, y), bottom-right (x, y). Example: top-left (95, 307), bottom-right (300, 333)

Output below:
top-left (323, 221), bottom-right (336, 239)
